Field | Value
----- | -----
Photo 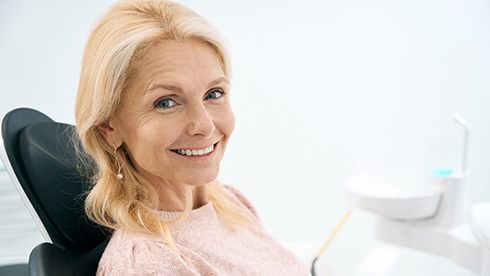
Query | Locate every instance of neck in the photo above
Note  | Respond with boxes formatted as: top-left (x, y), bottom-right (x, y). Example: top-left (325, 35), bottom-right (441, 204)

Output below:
top-left (134, 165), bottom-right (211, 211)
top-left (156, 181), bottom-right (209, 212)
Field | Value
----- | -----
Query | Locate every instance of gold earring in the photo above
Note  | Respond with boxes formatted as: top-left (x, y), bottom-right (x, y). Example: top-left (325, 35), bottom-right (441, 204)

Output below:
top-left (112, 143), bottom-right (123, 180)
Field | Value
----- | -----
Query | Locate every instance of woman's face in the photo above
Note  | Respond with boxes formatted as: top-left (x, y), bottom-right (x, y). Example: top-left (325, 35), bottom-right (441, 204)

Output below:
top-left (103, 39), bottom-right (234, 188)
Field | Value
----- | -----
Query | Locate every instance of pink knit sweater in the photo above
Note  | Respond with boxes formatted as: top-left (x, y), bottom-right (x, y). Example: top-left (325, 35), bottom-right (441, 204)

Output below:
top-left (97, 186), bottom-right (310, 275)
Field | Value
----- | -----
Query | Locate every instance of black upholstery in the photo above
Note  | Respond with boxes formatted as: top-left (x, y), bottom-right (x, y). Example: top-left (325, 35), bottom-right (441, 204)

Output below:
top-left (29, 241), bottom-right (108, 276)
top-left (1, 108), bottom-right (109, 276)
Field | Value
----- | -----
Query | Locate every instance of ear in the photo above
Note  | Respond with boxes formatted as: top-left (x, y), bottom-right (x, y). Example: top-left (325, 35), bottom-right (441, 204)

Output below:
top-left (97, 118), bottom-right (123, 148)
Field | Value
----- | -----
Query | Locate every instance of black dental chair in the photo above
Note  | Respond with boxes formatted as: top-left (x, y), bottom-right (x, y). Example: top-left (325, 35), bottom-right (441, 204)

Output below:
top-left (1, 108), bottom-right (109, 276)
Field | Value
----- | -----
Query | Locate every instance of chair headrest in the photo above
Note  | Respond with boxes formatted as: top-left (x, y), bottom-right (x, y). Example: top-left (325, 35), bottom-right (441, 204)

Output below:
top-left (18, 121), bottom-right (107, 249)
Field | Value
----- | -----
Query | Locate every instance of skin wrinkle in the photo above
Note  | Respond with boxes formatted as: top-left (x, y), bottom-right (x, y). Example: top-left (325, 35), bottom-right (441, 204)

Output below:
top-left (145, 77), bottom-right (229, 99)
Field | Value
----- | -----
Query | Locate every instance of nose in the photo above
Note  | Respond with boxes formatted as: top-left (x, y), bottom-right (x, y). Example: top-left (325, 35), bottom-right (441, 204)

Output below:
top-left (185, 103), bottom-right (215, 137)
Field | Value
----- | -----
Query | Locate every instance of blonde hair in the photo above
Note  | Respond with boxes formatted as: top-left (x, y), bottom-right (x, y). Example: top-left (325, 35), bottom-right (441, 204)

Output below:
top-left (75, 0), bottom-right (252, 247)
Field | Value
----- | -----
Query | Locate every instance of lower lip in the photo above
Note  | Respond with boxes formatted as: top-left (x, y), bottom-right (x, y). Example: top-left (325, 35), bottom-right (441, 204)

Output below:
top-left (170, 142), bottom-right (219, 160)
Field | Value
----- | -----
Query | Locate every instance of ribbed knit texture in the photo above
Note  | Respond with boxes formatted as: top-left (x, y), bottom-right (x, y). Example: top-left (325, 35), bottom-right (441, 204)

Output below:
top-left (97, 186), bottom-right (310, 275)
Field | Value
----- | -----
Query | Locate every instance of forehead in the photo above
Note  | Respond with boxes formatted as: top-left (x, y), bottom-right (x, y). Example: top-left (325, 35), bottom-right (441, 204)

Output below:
top-left (131, 39), bottom-right (225, 88)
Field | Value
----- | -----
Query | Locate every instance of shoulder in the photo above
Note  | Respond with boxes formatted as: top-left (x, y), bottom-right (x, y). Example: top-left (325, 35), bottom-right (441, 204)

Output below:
top-left (97, 229), bottom-right (187, 276)
top-left (222, 184), bottom-right (260, 220)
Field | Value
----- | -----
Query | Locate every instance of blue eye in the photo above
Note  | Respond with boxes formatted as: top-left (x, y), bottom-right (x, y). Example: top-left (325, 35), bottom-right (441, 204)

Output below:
top-left (205, 89), bottom-right (224, 100)
top-left (154, 98), bottom-right (176, 109)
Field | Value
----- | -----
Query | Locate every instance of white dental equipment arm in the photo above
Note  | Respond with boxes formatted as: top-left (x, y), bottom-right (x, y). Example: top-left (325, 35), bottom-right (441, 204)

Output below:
top-left (453, 113), bottom-right (470, 174)
top-left (346, 114), bottom-right (490, 275)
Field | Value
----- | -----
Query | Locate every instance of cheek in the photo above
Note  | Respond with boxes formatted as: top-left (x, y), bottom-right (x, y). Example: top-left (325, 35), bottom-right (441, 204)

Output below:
top-left (122, 121), bottom-right (178, 163)
top-left (218, 106), bottom-right (235, 137)
top-left (227, 111), bottom-right (236, 135)
top-left (140, 123), bottom-right (179, 150)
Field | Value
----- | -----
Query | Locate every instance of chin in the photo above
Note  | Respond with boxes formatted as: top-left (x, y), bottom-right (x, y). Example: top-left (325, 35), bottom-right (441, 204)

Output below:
top-left (180, 171), bottom-right (219, 187)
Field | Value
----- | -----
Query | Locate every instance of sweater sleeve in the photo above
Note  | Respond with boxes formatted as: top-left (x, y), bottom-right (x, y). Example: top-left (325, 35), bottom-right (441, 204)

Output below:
top-left (97, 233), bottom-right (199, 276)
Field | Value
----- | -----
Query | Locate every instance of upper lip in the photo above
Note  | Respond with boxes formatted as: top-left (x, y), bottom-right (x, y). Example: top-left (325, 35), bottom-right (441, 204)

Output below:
top-left (170, 140), bottom-right (220, 151)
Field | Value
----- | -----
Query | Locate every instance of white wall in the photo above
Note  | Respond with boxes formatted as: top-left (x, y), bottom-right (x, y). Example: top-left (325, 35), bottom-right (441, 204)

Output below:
top-left (1, 0), bottom-right (489, 273)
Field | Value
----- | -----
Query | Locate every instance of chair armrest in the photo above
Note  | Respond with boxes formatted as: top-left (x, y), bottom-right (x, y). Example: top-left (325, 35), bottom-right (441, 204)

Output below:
top-left (29, 243), bottom-right (73, 276)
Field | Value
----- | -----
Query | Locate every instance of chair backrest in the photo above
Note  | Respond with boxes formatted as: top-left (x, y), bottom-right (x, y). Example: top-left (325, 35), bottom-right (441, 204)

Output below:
top-left (1, 108), bottom-right (109, 276)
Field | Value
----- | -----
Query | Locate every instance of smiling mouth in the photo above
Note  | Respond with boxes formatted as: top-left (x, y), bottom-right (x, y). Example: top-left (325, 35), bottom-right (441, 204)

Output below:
top-left (170, 142), bottom-right (218, 157)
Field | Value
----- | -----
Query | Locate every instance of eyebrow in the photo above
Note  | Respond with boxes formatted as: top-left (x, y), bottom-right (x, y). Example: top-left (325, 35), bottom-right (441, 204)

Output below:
top-left (145, 77), bottom-right (229, 95)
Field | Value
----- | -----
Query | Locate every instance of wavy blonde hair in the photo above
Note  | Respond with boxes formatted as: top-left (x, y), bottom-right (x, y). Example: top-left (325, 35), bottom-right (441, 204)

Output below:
top-left (75, 0), bottom-right (252, 247)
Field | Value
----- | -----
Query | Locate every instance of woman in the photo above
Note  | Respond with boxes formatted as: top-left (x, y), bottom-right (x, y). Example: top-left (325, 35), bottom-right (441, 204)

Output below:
top-left (75, 0), bottom-right (310, 275)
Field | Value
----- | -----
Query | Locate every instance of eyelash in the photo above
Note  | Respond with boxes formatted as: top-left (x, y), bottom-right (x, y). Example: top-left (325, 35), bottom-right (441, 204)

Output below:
top-left (153, 88), bottom-right (225, 110)
top-left (204, 88), bottom-right (224, 100)
top-left (154, 98), bottom-right (177, 109)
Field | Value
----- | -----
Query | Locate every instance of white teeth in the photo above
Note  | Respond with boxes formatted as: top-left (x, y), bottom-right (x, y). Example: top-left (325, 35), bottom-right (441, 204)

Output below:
top-left (176, 144), bottom-right (214, 156)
